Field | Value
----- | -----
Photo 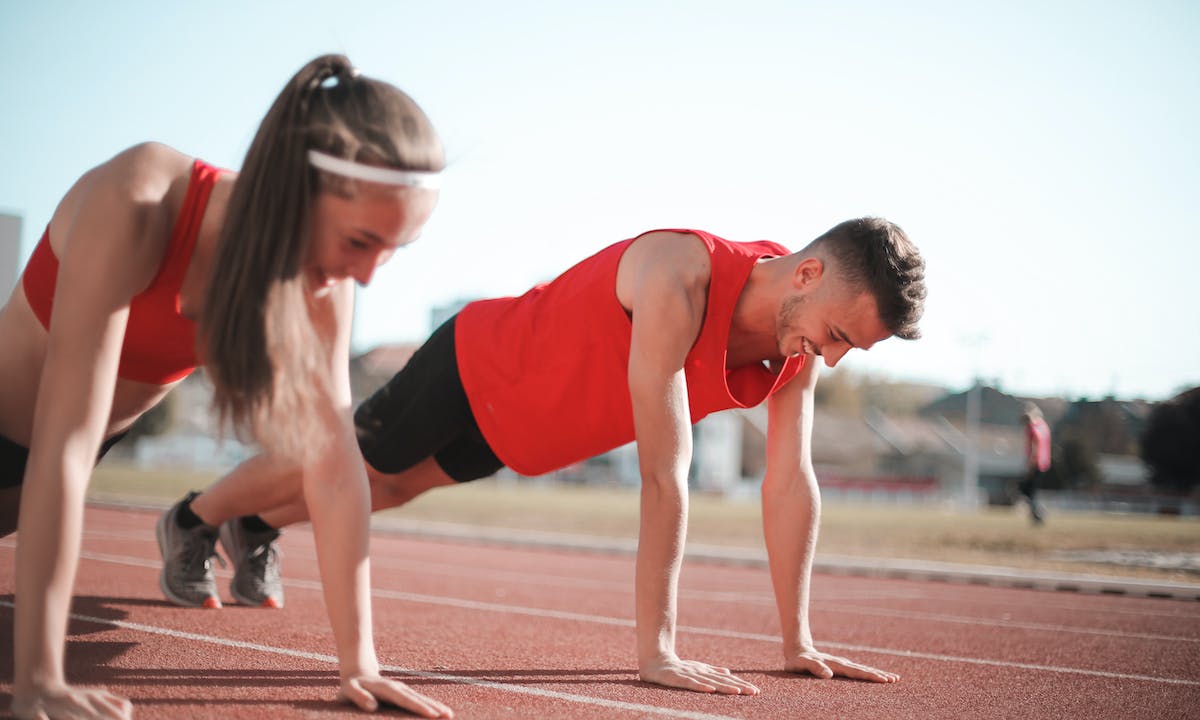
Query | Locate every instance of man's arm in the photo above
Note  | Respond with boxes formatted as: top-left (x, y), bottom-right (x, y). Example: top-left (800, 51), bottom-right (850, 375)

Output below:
top-left (762, 359), bottom-right (900, 683)
top-left (622, 232), bottom-right (758, 695)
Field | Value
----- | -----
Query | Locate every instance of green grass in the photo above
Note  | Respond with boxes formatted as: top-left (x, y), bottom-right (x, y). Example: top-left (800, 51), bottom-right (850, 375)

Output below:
top-left (89, 462), bottom-right (1200, 583)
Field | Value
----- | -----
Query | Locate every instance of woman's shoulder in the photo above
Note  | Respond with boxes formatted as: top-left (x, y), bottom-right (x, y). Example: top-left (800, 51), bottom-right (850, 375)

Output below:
top-left (94, 142), bottom-right (196, 201)
top-left (47, 144), bottom-right (200, 288)
top-left (56, 143), bottom-right (194, 218)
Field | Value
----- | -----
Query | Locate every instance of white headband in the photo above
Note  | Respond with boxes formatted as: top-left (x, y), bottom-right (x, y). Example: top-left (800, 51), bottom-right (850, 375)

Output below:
top-left (307, 150), bottom-right (441, 189)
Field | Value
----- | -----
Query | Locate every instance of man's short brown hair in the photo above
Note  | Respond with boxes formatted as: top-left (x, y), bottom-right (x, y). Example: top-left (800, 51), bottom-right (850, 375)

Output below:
top-left (808, 217), bottom-right (926, 340)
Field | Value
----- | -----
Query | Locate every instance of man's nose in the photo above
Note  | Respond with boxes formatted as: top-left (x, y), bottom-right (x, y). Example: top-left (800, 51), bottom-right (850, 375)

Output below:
top-left (823, 343), bottom-right (850, 368)
top-left (352, 259), bottom-right (377, 286)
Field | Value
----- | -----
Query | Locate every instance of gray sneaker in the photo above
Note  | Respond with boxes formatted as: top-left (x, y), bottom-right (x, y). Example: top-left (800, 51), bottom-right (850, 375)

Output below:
top-left (219, 519), bottom-right (284, 608)
top-left (156, 492), bottom-right (224, 608)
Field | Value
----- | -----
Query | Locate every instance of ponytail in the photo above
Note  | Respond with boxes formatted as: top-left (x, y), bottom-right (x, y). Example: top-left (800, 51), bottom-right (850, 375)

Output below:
top-left (202, 54), bottom-right (443, 456)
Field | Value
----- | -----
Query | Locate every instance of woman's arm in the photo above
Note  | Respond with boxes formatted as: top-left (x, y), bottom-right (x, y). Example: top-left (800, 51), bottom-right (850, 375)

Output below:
top-left (12, 147), bottom-right (178, 720)
top-left (300, 281), bottom-right (452, 718)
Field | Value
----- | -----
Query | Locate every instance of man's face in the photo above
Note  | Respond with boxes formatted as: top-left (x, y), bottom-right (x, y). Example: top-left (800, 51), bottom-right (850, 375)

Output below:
top-left (776, 261), bottom-right (892, 367)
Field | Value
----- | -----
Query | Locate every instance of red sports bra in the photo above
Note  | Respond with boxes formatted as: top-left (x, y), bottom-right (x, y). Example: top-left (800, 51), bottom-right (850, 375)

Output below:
top-left (22, 159), bottom-right (223, 384)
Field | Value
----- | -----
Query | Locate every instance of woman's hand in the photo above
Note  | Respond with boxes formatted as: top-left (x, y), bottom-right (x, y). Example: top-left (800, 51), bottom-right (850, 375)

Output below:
top-left (12, 683), bottom-right (133, 720)
top-left (339, 674), bottom-right (454, 717)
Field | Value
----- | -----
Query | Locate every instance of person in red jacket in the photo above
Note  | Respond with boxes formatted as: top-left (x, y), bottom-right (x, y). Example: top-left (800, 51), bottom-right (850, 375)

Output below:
top-left (1020, 402), bottom-right (1052, 525)
top-left (169, 217), bottom-right (926, 696)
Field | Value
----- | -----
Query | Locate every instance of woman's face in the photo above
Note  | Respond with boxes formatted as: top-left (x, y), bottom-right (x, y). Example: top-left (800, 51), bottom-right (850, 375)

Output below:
top-left (306, 186), bottom-right (439, 295)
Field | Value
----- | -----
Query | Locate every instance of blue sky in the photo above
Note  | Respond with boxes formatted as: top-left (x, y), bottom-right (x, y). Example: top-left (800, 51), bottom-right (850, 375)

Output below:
top-left (1, 1), bottom-right (1196, 401)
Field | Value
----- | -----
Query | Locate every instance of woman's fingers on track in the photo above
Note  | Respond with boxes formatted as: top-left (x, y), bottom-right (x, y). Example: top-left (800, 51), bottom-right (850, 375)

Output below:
top-left (341, 676), bottom-right (455, 718)
top-left (641, 658), bottom-right (760, 695)
top-left (337, 678), bottom-right (379, 712)
top-left (11, 686), bottom-right (133, 720)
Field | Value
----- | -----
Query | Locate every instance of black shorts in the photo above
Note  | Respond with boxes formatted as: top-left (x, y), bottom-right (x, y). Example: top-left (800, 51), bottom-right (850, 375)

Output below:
top-left (354, 315), bottom-right (504, 482)
top-left (1, 431), bottom-right (128, 488)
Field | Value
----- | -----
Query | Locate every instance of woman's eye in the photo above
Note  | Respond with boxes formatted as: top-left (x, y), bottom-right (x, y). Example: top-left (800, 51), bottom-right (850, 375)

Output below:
top-left (348, 238), bottom-right (370, 250)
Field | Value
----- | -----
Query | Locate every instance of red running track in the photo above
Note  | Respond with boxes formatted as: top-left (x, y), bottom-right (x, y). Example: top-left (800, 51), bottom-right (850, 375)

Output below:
top-left (2, 505), bottom-right (1198, 719)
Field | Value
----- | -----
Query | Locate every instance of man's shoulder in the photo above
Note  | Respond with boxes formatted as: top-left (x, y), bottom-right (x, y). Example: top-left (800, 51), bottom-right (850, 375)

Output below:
top-left (625, 230), bottom-right (713, 281)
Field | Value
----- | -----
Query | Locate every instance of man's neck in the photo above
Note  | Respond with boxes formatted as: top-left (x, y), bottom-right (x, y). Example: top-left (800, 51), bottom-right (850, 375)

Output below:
top-left (726, 257), bottom-right (788, 367)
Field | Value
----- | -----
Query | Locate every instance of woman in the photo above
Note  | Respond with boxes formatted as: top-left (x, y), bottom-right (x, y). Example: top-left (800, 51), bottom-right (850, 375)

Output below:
top-left (3, 55), bottom-right (453, 719)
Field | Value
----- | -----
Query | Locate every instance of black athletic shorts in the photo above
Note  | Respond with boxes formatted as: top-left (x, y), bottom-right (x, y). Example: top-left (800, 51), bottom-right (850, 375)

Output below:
top-left (0, 431), bottom-right (128, 488)
top-left (354, 315), bottom-right (504, 482)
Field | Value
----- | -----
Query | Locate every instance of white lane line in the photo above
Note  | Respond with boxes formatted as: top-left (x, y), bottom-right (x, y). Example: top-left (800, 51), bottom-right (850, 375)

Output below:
top-left (821, 605), bottom-right (1200, 644)
top-left (0, 599), bottom-right (743, 720)
top-left (35, 547), bottom-right (1200, 688)
top-left (370, 554), bottom-right (926, 603)
top-left (6, 533), bottom-right (914, 604)
top-left (46, 545), bottom-right (1199, 644)
top-left (57, 527), bottom-right (1200, 617)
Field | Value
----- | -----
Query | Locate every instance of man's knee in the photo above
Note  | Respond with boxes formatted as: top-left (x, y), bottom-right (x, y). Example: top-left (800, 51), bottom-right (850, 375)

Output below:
top-left (366, 459), bottom-right (453, 509)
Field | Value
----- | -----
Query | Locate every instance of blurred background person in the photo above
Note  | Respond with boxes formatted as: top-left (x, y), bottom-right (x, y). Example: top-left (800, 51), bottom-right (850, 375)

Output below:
top-left (1020, 401), bottom-right (1052, 525)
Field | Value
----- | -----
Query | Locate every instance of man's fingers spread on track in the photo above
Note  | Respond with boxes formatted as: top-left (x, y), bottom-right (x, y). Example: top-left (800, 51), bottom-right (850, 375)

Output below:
top-left (826, 657), bottom-right (900, 683)
top-left (647, 672), bottom-right (716, 693)
top-left (380, 690), bottom-right (453, 718)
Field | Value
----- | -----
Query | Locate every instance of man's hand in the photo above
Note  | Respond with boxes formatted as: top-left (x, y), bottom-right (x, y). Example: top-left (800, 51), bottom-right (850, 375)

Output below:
top-left (339, 674), bottom-right (455, 717)
top-left (640, 655), bottom-right (761, 695)
top-left (12, 684), bottom-right (133, 720)
top-left (785, 649), bottom-right (900, 683)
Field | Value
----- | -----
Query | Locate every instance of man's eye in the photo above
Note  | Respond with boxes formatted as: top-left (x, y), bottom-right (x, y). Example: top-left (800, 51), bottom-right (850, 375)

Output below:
top-left (348, 238), bottom-right (370, 250)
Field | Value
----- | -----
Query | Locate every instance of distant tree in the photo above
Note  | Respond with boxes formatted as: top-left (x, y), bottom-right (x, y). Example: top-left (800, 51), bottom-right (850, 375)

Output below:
top-left (1141, 387), bottom-right (1200, 494)
top-left (815, 369), bottom-right (944, 417)
top-left (813, 368), bottom-right (865, 415)
top-left (1053, 431), bottom-right (1100, 489)
top-left (862, 379), bottom-right (944, 416)
top-left (1058, 398), bottom-right (1140, 455)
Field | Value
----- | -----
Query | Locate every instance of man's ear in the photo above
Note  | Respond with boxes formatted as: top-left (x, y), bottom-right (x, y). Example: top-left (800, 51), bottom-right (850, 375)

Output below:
top-left (792, 256), bottom-right (825, 290)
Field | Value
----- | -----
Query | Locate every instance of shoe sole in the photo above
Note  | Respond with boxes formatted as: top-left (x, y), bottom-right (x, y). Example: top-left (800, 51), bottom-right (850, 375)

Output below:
top-left (156, 514), bottom-right (222, 609)
top-left (219, 523), bottom-right (284, 609)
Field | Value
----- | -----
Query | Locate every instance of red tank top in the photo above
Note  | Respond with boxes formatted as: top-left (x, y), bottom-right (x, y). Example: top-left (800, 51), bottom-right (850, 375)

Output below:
top-left (22, 159), bottom-right (223, 384)
top-left (456, 229), bottom-right (806, 476)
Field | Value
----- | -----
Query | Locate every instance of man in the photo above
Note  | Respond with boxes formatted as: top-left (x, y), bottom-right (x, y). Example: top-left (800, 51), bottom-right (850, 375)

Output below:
top-left (1019, 402), bottom-right (1051, 525)
top-left (160, 217), bottom-right (926, 695)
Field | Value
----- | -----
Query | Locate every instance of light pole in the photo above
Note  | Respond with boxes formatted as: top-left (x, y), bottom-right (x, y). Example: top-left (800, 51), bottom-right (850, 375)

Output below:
top-left (963, 378), bottom-right (981, 508)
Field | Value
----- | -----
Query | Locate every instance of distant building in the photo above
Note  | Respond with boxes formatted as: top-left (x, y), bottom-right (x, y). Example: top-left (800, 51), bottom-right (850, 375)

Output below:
top-left (349, 343), bottom-right (420, 402)
top-left (920, 384), bottom-right (1068, 427)
top-left (0, 213), bottom-right (21, 298)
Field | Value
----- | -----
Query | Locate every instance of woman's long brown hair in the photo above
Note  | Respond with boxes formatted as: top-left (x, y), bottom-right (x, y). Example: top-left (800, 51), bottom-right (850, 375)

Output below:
top-left (201, 54), bottom-right (443, 457)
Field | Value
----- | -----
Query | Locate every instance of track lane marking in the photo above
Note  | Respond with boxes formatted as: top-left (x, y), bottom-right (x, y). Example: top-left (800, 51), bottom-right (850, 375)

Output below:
top-left (7, 546), bottom-right (1195, 687)
top-left (54, 526), bottom-right (1200, 619)
top-left (36, 545), bottom-right (1199, 645)
top-left (0, 599), bottom-right (745, 720)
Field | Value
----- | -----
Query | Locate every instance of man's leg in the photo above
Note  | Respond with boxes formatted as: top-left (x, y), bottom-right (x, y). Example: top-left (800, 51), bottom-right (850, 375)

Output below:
top-left (258, 456), bottom-right (456, 528)
top-left (191, 454), bottom-right (305, 527)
